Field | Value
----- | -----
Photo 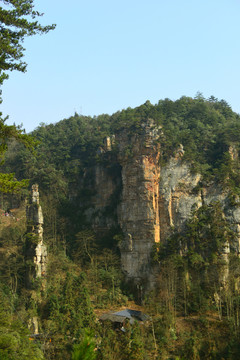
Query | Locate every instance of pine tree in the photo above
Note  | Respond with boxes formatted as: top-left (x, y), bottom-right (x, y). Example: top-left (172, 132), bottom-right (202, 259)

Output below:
top-left (0, 0), bottom-right (55, 88)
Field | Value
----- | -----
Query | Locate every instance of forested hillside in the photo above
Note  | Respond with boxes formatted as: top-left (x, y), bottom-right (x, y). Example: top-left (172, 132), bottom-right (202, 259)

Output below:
top-left (8, 94), bottom-right (240, 191)
top-left (1, 95), bottom-right (240, 359)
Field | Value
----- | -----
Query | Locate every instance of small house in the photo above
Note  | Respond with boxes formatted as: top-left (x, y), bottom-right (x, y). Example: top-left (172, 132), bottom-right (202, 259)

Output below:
top-left (99, 309), bottom-right (149, 329)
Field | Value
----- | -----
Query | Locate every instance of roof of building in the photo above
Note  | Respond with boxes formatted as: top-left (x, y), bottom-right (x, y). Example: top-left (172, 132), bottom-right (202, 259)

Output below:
top-left (99, 314), bottom-right (126, 323)
top-left (99, 309), bottom-right (149, 324)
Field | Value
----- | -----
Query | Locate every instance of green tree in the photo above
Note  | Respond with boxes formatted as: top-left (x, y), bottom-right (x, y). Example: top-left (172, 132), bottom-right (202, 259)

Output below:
top-left (0, 0), bottom-right (55, 192)
top-left (0, 284), bottom-right (44, 359)
top-left (0, 0), bottom-right (55, 89)
top-left (72, 330), bottom-right (97, 360)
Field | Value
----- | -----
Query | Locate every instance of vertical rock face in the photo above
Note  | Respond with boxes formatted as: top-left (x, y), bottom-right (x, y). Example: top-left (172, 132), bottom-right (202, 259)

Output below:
top-left (158, 157), bottom-right (230, 285)
top-left (158, 151), bottom-right (240, 286)
top-left (159, 156), bottom-right (202, 241)
top-left (84, 162), bottom-right (121, 231)
top-left (92, 164), bottom-right (118, 229)
top-left (25, 185), bottom-right (46, 335)
top-left (26, 184), bottom-right (47, 280)
top-left (103, 135), bottom-right (115, 152)
top-left (117, 120), bottom-right (161, 285)
top-left (91, 123), bottom-right (240, 287)
top-left (158, 155), bottom-right (229, 239)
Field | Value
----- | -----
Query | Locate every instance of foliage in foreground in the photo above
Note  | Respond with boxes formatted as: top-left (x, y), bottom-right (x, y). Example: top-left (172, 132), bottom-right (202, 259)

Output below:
top-left (71, 330), bottom-right (96, 360)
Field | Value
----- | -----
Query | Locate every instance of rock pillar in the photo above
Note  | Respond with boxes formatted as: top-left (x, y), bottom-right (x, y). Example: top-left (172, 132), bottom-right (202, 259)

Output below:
top-left (117, 119), bottom-right (161, 287)
top-left (26, 184), bottom-right (47, 284)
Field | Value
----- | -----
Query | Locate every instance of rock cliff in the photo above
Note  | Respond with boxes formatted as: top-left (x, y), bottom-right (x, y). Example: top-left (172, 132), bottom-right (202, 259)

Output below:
top-left (116, 120), bottom-right (161, 286)
top-left (87, 120), bottom-right (240, 288)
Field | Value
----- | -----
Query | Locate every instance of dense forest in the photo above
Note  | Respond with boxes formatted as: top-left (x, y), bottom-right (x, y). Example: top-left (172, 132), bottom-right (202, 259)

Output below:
top-left (1, 95), bottom-right (240, 359)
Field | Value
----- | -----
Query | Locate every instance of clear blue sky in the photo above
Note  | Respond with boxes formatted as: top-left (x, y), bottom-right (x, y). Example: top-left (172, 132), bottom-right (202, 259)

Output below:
top-left (1, 0), bottom-right (240, 133)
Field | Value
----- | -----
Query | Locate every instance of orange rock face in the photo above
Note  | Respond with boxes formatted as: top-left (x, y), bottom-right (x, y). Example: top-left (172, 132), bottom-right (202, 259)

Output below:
top-left (116, 120), bottom-right (161, 286)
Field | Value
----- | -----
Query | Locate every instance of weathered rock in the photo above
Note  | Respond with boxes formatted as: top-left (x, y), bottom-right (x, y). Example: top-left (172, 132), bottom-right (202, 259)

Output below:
top-left (159, 157), bottom-right (202, 240)
top-left (116, 135), bottom-right (240, 286)
top-left (117, 119), bottom-right (161, 286)
top-left (26, 184), bottom-right (47, 282)
top-left (158, 158), bottom-right (232, 285)
top-left (104, 135), bottom-right (115, 152)
top-left (91, 122), bottom-right (240, 288)
top-left (28, 316), bottom-right (39, 335)
top-left (84, 163), bottom-right (121, 231)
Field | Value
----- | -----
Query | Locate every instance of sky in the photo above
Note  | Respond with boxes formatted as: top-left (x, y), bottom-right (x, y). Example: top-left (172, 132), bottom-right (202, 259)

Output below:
top-left (1, 0), bottom-right (240, 133)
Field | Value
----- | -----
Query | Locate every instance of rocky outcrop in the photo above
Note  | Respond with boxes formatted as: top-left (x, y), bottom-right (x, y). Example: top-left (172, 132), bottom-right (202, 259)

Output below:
top-left (116, 120), bottom-right (161, 286)
top-left (119, 139), bottom-right (240, 286)
top-left (158, 156), bottom-right (233, 286)
top-left (25, 184), bottom-right (47, 335)
top-left (26, 184), bottom-right (47, 283)
top-left (159, 156), bottom-right (202, 242)
top-left (91, 122), bottom-right (240, 288)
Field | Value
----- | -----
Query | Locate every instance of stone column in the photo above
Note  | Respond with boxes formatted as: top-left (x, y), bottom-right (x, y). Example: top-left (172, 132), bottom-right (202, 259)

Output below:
top-left (26, 184), bottom-right (47, 283)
